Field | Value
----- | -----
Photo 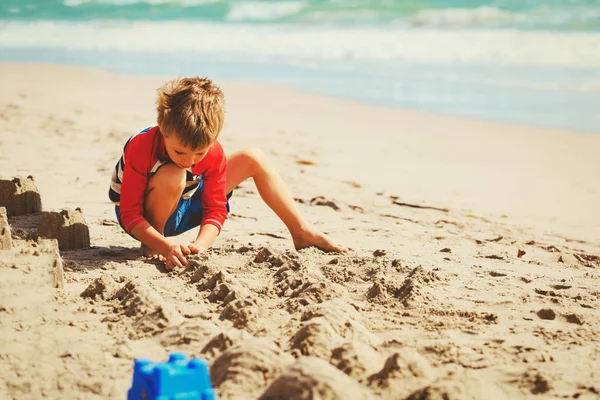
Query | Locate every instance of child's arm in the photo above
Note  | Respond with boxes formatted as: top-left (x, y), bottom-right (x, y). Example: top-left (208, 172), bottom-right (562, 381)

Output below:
top-left (189, 224), bottom-right (219, 252)
top-left (118, 133), bottom-right (190, 268)
top-left (190, 142), bottom-right (228, 252)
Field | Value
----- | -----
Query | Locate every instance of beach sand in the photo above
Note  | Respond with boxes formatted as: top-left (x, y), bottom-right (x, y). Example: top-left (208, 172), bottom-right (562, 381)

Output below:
top-left (0, 63), bottom-right (599, 399)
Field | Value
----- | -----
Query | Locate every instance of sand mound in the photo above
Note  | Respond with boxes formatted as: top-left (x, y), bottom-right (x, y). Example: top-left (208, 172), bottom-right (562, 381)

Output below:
top-left (368, 350), bottom-right (433, 384)
top-left (368, 266), bottom-right (440, 307)
top-left (330, 342), bottom-right (384, 381)
top-left (201, 329), bottom-right (253, 360)
top-left (80, 274), bottom-right (120, 300)
top-left (220, 297), bottom-right (263, 331)
top-left (327, 254), bottom-right (406, 284)
top-left (253, 247), bottom-right (292, 269)
top-left (189, 259), bottom-right (265, 331)
top-left (301, 298), bottom-right (361, 322)
top-left (367, 350), bottom-right (435, 397)
top-left (320, 260), bottom-right (357, 284)
top-left (301, 299), bottom-right (380, 346)
top-left (159, 320), bottom-right (220, 348)
top-left (258, 357), bottom-right (370, 400)
top-left (190, 259), bottom-right (221, 284)
top-left (106, 281), bottom-right (184, 338)
top-left (199, 269), bottom-right (252, 307)
top-left (405, 373), bottom-right (509, 400)
top-left (290, 318), bottom-right (344, 359)
top-left (272, 256), bottom-right (348, 311)
top-left (211, 339), bottom-right (294, 399)
top-left (286, 281), bottom-right (347, 312)
top-left (273, 258), bottom-right (320, 296)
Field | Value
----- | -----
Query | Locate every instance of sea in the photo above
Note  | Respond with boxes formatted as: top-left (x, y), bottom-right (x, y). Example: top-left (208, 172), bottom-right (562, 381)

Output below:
top-left (1, 0), bottom-right (599, 133)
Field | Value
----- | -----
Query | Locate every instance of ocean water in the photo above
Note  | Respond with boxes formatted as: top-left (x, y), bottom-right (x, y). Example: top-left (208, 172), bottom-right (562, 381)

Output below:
top-left (1, 0), bottom-right (599, 132)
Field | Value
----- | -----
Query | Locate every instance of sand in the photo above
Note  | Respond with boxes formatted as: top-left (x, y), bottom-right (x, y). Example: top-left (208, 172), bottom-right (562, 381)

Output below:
top-left (0, 62), bottom-right (599, 399)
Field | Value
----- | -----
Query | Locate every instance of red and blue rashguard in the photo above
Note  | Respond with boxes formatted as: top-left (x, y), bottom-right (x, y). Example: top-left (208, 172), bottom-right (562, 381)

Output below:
top-left (109, 126), bottom-right (230, 237)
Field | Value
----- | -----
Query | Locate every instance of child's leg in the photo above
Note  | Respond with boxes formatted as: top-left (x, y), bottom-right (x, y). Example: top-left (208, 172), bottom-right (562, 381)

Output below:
top-left (142, 163), bottom-right (186, 256)
top-left (226, 149), bottom-right (347, 253)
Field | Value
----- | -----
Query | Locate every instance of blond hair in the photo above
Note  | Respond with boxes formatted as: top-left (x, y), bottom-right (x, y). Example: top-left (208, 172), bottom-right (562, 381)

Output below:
top-left (156, 76), bottom-right (225, 149)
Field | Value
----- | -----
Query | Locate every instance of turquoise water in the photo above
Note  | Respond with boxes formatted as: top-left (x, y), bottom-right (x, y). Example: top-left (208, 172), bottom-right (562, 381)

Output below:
top-left (2, 0), bottom-right (600, 31)
top-left (1, 0), bottom-right (600, 132)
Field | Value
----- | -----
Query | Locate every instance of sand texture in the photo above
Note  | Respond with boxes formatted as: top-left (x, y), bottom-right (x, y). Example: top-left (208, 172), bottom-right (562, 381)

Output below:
top-left (0, 63), bottom-right (599, 400)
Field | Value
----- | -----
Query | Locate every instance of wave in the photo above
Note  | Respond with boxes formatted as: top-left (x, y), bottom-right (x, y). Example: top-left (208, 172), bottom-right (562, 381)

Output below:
top-left (226, 1), bottom-right (306, 22)
top-left (2, 0), bottom-right (600, 31)
top-left (408, 4), bottom-right (600, 30)
top-left (409, 7), bottom-right (513, 28)
top-left (1, 21), bottom-right (599, 69)
top-left (63, 0), bottom-right (219, 6)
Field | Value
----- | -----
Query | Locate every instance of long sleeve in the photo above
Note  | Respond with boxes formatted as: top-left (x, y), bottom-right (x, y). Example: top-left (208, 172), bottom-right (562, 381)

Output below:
top-left (118, 132), bottom-right (155, 233)
top-left (197, 141), bottom-right (228, 233)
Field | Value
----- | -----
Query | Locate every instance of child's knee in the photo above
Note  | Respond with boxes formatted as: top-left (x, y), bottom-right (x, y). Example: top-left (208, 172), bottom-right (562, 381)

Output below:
top-left (242, 148), bottom-right (267, 173)
top-left (147, 163), bottom-right (186, 195)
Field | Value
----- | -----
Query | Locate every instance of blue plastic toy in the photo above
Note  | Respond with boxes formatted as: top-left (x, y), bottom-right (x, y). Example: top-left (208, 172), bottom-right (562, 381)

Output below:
top-left (128, 352), bottom-right (216, 400)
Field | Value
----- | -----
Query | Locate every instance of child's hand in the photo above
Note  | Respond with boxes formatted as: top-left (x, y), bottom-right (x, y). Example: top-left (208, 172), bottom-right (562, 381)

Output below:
top-left (188, 242), bottom-right (207, 254)
top-left (164, 244), bottom-right (191, 270)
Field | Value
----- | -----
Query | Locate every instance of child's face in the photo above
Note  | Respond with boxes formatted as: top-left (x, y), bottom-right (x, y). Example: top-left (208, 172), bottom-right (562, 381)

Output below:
top-left (163, 134), bottom-right (210, 169)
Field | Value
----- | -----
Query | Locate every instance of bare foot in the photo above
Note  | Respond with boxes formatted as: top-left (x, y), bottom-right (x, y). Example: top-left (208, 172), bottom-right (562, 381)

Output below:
top-left (293, 226), bottom-right (347, 253)
top-left (140, 243), bottom-right (160, 259)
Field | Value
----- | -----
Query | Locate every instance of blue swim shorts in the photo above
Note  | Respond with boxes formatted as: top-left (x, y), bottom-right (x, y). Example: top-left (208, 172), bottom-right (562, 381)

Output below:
top-left (115, 179), bottom-right (232, 238)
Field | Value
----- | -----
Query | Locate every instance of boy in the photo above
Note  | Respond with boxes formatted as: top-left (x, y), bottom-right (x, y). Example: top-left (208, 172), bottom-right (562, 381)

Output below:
top-left (109, 76), bottom-right (346, 270)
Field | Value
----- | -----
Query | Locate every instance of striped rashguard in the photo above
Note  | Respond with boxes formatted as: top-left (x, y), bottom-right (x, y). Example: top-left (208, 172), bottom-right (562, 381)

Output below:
top-left (109, 126), bottom-right (230, 237)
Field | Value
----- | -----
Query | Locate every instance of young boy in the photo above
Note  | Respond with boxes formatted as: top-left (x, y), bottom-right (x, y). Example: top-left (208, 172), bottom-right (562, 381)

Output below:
top-left (109, 76), bottom-right (346, 270)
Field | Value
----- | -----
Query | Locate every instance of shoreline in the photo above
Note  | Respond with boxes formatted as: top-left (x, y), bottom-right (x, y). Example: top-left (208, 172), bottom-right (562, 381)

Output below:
top-left (1, 48), bottom-right (599, 134)
top-left (0, 59), bottom-right (596, 137)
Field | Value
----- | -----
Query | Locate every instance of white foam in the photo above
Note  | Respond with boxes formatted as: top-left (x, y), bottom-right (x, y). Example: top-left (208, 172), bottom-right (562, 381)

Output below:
top-left (63, 0), bottom-right (87, 6)
top-left (63, 0), bottom-right (220, 6)
top-left (409, 6), bottom-right (513, 28)
top-left (1, 21), bottom-right (599, 69)
top-left (226, 1), bottom-right (306, 22)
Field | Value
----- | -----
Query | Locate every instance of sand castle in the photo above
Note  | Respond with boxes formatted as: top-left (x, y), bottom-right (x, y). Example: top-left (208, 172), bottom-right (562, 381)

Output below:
top-left (0, 207), bottom-right (12, 250)
top-left (0, 175), bottom-right (91, 290)
top-left (0, 176), bottom-right (90, 251)
top-left (0, 176), bottom-right (42, 217)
